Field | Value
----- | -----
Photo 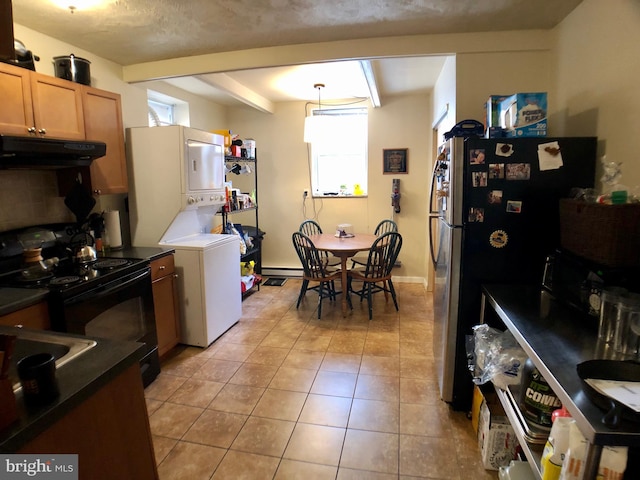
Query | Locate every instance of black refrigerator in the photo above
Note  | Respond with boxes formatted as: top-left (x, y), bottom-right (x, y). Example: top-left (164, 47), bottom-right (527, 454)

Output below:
top-left (429, 136), bottom-right (597, 411)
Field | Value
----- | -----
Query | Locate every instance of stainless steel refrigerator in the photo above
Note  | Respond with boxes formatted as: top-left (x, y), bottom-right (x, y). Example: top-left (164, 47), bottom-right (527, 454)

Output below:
top-left (429, 136), bottom-right (597, 410)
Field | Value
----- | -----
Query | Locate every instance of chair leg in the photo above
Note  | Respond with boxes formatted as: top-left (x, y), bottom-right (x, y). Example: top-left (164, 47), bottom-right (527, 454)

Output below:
top-left (317, 282), bottom-right (324, 319)
top-left (297, 279), bottom-right (309, 309)
top-left (388, 279), bottom-right (399, 311)
top-left (383, 280), bottom-right (389, 302)
top-left (366, 283), bottom-right (373, 320)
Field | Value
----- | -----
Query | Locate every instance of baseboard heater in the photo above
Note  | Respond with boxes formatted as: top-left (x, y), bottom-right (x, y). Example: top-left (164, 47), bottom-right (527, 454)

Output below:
top-left (261, 267), bottom-right (303, 278)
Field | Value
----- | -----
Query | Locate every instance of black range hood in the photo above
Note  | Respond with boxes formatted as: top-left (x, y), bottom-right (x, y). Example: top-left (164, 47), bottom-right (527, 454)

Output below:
top-left (0, 135), bottom-right (107, 168)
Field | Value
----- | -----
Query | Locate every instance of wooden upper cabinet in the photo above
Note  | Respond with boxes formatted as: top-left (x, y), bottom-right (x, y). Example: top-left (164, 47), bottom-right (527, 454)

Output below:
top-left (0, 62), bottom-right (84, 140)
top-left (0, 62), bottom-right (35, 135)
top-left (1, 63), bottom-right (128, 195)
top-left (30, 71), bottom-right (85, 140)
top-left (82, 86), bottom-right (128, 194)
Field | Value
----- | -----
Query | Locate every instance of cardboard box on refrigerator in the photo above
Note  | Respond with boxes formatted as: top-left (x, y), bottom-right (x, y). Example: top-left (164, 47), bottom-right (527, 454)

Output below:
top-left (485, 95), bottom-right (510, 127)
top-left (473, 384), bottom-right (519, 470)
top-left (499, 92), bottom-right (547, 137)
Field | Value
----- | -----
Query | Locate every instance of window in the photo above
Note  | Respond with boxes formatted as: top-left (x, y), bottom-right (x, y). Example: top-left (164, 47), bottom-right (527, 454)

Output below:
top-left (310, 108), bottom-right (367, 196)
top-left (148, 99), bottom-right (174, 127)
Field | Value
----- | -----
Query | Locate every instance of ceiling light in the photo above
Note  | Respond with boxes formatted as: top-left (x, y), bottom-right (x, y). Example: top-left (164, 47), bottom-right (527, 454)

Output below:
top-left (50, 0), bottom-right (110, 13)
top-left (304, 83), bottom-right (330, 143)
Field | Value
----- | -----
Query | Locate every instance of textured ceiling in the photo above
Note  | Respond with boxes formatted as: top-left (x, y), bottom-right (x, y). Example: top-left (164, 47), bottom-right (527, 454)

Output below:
top-left (12, 0), bottom-right (583, 66)
top-left (10, 0), bottom-right (583, 107)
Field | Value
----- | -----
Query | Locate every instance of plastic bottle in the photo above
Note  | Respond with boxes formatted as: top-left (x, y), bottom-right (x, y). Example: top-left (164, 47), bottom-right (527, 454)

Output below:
top-left (519, 358), bottom-right (562, 429)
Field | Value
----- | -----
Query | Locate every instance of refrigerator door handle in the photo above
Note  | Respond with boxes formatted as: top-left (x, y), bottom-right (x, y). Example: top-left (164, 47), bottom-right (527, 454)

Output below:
top-left (428, 154), bottom-right (441, 215)
top-left (429, 214), bottom-right (439, 266)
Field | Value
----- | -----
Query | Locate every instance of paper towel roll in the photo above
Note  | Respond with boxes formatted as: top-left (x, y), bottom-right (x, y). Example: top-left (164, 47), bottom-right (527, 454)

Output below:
top-left (104, 210), bottom-right (123, 249)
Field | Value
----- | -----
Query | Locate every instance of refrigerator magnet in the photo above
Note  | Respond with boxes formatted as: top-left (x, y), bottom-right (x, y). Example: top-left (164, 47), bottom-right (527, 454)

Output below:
top-left (468, 208), bottom-right (485, 223)
top-left (470, 149), bottom-right (486, 165)
top-left (496, 143), bottom-right (514, 157)
top-left (472, 171), bottom-right (488, 187)
top-left (489, 230), bottom-right (508, 248)
top-left (506, 201), bottom-right (522, 213)
top-left (505, 163), bottom-right (531, 180)
top-left (538, 141), bottom-right (563, 171)
top-left (488, 190), bottom-right (503, 205)
top-left (489, 163), bottom-right (505, 179)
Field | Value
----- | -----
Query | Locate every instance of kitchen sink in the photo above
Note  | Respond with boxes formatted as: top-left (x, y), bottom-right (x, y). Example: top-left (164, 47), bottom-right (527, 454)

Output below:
top-left (8, 329), bottom-right (97, 391)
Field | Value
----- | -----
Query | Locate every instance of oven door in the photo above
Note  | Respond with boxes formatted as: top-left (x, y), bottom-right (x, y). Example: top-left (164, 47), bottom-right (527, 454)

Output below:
top-left (50, 266), bottom-right (160, 386)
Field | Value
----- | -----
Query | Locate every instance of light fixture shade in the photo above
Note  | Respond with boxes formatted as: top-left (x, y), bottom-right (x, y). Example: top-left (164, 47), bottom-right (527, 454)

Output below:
top-left (304, 114), bottom-right (330, 143)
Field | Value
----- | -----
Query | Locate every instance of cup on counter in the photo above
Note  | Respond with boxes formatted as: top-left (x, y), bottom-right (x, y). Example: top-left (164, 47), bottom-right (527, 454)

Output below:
top-left (612, 293), bottom-right (640, 357)
top-left (598, 287), bottom-right (628, 344)
top-left (17, 353), bottom-right (59, 406)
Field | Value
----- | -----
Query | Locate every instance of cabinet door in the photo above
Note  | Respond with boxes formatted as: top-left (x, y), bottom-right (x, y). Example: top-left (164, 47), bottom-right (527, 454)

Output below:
top-left (0, 62), bottom-right (34, 135)
top-left (0, 302), bottom-right (50, 330)
top-left (30, 72), bottom-right (85, 140)
top-left (82, 86), bottom-right (128, 194)
top-left (153, 273), bottom-right (180, 357)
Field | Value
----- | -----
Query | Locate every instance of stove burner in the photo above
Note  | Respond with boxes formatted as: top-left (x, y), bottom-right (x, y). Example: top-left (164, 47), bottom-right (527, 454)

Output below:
top-left (93, 259), bottom-right (131, 270)
top-left (49, 275), bottom-right (82, 287)
top-left (16, 271), bottom-right (54, 285)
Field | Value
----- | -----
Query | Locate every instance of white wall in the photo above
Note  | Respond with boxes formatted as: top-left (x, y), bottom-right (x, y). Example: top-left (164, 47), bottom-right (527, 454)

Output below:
top-left (455, 51), bottom-right (553, 126)
top-left (553, 0), bottom-right (640, 188)
top-left (226, 94), bottom-right (431, 282)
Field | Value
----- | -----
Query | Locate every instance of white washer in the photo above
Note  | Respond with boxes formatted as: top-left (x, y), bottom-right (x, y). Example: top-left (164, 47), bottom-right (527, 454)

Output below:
top-left (160, 233), bottom-right (241, 347)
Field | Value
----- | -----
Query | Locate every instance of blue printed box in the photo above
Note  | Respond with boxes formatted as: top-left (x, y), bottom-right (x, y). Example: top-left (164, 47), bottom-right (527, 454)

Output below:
top-left (485, 95), bottom-right (510, 128)
top-left (499, 92), bottom-right (547, 137)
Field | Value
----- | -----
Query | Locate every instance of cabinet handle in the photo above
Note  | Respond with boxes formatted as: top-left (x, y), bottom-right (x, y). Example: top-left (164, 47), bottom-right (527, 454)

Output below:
top-left (93, 189), bottom-right (102, 195)
top-left (27, 127), bottom-right (36, 134)
top-left (37, 128), bottom-right (47, 135)
top-left (159, 265), bottom-right (166, 270)
top-left (173, 274), bottom-right (179, 279)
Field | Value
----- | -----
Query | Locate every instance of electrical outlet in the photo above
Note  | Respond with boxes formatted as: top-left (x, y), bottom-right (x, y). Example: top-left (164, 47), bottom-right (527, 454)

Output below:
top-left (303, 190), bottom-right (309, 198)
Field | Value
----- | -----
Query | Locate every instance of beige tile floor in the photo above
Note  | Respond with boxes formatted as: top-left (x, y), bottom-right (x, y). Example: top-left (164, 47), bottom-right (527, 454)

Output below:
top-left (144, 279), bottom-right (499, 480)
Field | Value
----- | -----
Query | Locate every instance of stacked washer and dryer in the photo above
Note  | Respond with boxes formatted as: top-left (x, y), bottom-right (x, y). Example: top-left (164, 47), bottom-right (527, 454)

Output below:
top-left (127, 126), bottom-right (241, 347)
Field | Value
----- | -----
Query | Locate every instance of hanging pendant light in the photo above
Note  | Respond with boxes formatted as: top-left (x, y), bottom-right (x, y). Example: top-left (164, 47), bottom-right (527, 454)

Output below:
top-left (304, 83), bottom-right (329, 143)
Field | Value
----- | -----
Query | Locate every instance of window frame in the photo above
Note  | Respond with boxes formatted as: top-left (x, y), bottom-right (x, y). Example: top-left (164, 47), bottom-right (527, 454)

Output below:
top-left (309, 106), bottom-right (368, 198)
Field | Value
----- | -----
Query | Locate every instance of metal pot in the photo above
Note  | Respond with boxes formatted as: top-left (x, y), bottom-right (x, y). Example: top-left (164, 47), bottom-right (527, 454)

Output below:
top-left (72, 244), bottom-right (97, 264)
top-left (14, 39), bottom-right (39, 71)
top-left (67, 231), bottom-right (97, 264)
top-left (53, 54), bottom-right (91, 86)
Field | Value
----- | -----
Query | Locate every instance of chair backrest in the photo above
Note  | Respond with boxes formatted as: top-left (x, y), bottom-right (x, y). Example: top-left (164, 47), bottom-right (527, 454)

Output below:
top-left (292, 231), bottom-right (333, 280)
top-left (363, 232), bottom-right (402, 279)
top-left (374, 219), bottom-right (398, 236)
top-left (299, 220), bottom-right (323, 237)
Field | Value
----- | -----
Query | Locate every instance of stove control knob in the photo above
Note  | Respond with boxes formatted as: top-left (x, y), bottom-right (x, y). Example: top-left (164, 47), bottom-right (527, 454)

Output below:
top-left (187, 196), bottom-right (196, 205)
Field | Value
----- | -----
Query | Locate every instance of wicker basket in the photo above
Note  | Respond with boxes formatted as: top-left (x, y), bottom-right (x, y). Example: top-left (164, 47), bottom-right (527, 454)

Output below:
top-left (559, 199), bottom-right (640, 267)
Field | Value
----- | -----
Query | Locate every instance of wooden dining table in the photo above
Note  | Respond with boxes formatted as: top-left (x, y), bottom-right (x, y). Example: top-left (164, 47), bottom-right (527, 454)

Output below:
top-left (308, 233), bottom-right (378, 316)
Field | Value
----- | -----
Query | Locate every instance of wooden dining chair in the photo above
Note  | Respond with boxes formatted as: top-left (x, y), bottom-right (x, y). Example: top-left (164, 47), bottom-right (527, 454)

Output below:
top-left (292, 231), bottom-right (346, 319)
top-left (348, 231), bottom-right (402, 319)
top-left (298, 220), bottom-right (340, 268)
top-left (351, 219), bottom-right (398, 268)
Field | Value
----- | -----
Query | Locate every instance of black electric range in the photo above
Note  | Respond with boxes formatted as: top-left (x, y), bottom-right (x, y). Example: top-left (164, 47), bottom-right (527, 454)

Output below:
top-left (0, 224), bottom-right (160, 387)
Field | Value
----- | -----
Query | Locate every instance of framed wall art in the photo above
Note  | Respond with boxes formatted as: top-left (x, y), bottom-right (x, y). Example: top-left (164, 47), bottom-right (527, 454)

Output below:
top-left (383, 148), bottom-right (408, 174)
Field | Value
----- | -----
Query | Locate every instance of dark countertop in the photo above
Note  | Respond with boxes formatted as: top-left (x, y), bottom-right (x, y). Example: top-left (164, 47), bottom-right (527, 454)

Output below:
top-left (99, 246), bottom-right (173, 262)
top-left (482, 284), bottom-right (640, 446)
top-left (0, 288), bottom-right (49, 317)
top-left (0, 326), bottom-right (144, 452)
top-left (0, 246), bottom-right (174, 318)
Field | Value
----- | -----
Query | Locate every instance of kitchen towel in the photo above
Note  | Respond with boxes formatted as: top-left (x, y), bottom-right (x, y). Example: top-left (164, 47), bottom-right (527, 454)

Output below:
top-left (104, 210), bottom-right (123, 249)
